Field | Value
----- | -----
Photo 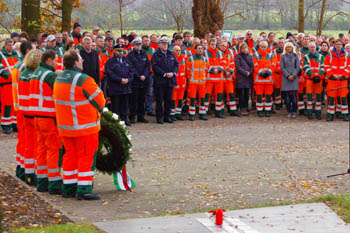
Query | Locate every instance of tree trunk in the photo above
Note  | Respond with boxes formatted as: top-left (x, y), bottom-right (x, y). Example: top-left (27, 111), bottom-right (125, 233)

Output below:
top-left (62, 0), bottom-right (73, 32)
top-left (317, 0), bottom-right (326, 36)
top-left (21, 0), bottom-right (41, 38)
top-left (118, 0), bottom-right (123, 36)
top-left (192, 0), bottom-right (224, 38)
top-left (298, 0), bottom-right (304, 32)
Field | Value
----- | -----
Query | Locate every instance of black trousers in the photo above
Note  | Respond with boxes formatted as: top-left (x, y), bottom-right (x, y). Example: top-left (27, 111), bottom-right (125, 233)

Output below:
top-left (237, 88), bottom-right (249, 109)
top-left (154, 85), bottom-right (173, 120)
top-left (111, 94), bottom-right (129, 122)
top-left (129, 87), bottom-right (146, 120)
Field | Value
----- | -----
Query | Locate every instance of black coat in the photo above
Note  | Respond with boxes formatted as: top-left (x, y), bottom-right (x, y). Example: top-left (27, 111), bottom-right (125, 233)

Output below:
top-left (126, 49), bottom-right (151, 88)
top-left (80, 49), bottom-right (100, 84)
top-left (151, 49), bottom-right (179, 87)
top-left (105, 56), bottom-right (134, 96)
top-left (235, 52), bottom-right (254, 89)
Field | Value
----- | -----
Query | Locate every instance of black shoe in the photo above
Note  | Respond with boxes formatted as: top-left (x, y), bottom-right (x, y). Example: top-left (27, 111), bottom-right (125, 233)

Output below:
top-left (76, 193), bottom-right (101, 201)
top-left (170, 116), bottom-right (177, 122)
top-left (164, 118), bottom-right (173, 123)
top-left (265, 111), bottom-right (271, 117)
top-left (308, 115), bottom-right (313, 120)
top-left (344, 115), bottom-right (350, 122)
top-left (216, 114), bottom-right (224, 118)
top-left (49, 190), bottom-right (62, 195)
top-left (258, 112), bottom-right (264, 117)
top-left (147, 112), bottom-right (156, 116)
top-left (37, 188), bottom-right (48, 193)
top-left (189, 115), bottom-right (195, 121)
top-left (157, 119), bottom-right (164, 124)
top-left (62, 193), bottom-right (76, 198)
top-left (230, 111), bottom-right (237, 117)
top-left (125, 121), bottom-right (132, 126)
top-left (129, 118), bottom-right (136, 124)
top-left (176, 115), bottom-right (184, 121)
top-left (3, 129), bottom-right (11, 134)
top-left (199, 115), bottom-right (208, 121)
top-left (276, 105), bottom-right (281, 110)
top-left (316, 115), bottom-right (322, 120)
top-left (137, 118), bottom-right (149, 123)
top-left (326, 115), bottom-right (334, 122)
top-left (271, 109), bottom-right (276, 114)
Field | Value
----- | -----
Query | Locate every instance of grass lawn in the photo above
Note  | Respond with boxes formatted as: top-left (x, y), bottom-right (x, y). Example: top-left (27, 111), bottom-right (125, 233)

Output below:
top-left (9, 194), bottom-right (350, 232)
top-left (11, 223), bottom-right (102, 233)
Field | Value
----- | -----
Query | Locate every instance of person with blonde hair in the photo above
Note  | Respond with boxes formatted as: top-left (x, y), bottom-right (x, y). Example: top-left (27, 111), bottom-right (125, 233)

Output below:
top-left (19, 49), bottom-right (42, 185)
top-left (280, 42), bottom-right (301, 118)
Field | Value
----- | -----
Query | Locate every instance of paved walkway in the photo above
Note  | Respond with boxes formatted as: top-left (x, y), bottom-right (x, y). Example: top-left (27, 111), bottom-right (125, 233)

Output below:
top-left (95, 203), bottom-right (350, 233)
top-left (0, 110), bottom-right (349, 223)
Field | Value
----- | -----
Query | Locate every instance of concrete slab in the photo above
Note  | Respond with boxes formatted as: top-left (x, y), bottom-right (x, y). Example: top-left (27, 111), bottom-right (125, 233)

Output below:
top-left (94, 203), bottom-right (350, 233)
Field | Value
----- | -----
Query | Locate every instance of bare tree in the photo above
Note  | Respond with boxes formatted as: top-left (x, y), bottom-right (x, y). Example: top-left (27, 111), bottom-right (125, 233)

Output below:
top-left (166, 0), bottom-right (185, 32)
top-left (116, 0), bottom-right (135, 36)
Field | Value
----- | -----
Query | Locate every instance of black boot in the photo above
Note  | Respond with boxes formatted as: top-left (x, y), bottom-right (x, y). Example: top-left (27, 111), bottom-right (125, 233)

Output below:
top-left (76, 193), bottom-right (101, 200)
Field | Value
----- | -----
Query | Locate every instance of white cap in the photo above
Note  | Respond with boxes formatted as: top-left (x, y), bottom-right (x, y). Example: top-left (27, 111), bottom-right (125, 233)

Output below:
top-left (257, 36), bottom-right (263, 41)
top-left (132, 37), bottom-right (142, 45)
top-left (46, 35), bottom-right (56, 42)
top-left (93, 26), bottom-right (100, 31)
top-left (297, 33), bottom-right (305, 37)
top-left (237, 34), bottom-right (244, 39)
top-left (158, 36), bottom-right (169, 44)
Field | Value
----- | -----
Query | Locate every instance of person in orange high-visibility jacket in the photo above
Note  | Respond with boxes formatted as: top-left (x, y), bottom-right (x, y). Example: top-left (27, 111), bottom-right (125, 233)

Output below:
top-left (19, 49), bottom-right (42, 186)
top-left (273, 38), bottom-right (284, 109)
top-left (54, 50), bottom-right (105, 200)
top-left (71, 22), bottom-right (82, 49)
top-left (217, 41), bottom-right (238, 116)
top-left (186, 44), bottom-right (209, 121)
top-left (30, 50), bottom-right (63, 194)
top-left (204, 39), bottom-right (225, 118)
top-left (11, 41), bottom-right (33, 181)
top-left (324, 39), bottom-right (350, 122)
top-left (298, 37), bottom-right (310, 115)
top-left (0, 38), bottom-right (20, 134)
top-left (171, 46), bottom-right (187, 121)
top-left (303, 42), bottom-right (325, 120)
top-left (252, 41), bottom-right (276, 117)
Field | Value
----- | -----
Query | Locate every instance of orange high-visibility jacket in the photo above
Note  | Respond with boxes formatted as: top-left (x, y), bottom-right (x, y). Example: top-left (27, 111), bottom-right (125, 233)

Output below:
top-left (204, 48), bottom-right (225, 82)
top-left (303, 52), bottom-right (325, 80)
top-left (18, 68), bottom-right (34, 116)
top-left (96, 48), bottom-right (109, 82)
top-left (11, 61), bottom-right (25, 112)
top-left (29, 63), bottom-right (57, 118)
top-left (174, 54), bottom-right (187, 89)
top-left (0, 48), bottom-right (19, 84)
top-left (53, 67), bottom-right (105, 137)
top-left (217, 48), bottom-right (235, 80)
top-left (253, 49), bottom-right (276, 85)
top-left (324, 49), bottom-right (350, 79)
top-left (186, 53), bottom-right (209, 85)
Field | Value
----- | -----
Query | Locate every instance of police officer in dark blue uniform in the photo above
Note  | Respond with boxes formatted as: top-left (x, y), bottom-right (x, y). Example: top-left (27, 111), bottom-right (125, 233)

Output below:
top-left (126, 37), bottom-right (150, 123)
top-left (105, 44), bottom-right (134, 126)
top-left (151, 37), bottom-right (179, 124)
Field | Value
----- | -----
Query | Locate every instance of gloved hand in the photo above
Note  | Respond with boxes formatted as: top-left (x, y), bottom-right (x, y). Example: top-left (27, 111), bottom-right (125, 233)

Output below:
top-left (313, 75), bottom-right (321, 83)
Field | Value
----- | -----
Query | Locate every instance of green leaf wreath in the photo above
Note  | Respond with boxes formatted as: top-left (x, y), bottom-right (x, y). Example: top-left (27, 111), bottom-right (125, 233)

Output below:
top-left (96, 108), bottom-right (132, 175)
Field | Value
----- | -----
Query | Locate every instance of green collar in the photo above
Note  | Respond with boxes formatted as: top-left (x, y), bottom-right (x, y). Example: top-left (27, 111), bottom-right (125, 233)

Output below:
top-left (66, 67), bottom-right (83, 73)
top-left (40, 62), bottom-right (55, 72)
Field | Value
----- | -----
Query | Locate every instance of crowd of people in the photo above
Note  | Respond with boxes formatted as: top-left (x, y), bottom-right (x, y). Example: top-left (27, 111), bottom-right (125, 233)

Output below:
top-left (1, 23), bottom-right (350, 200)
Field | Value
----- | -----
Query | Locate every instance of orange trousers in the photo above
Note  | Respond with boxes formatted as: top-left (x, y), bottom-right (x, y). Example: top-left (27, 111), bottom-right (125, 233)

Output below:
top-left (23, 117), bottom-right (37, 185)
top-left (224, 79), bottom-right (237, 111)
top-left (1, 84), bottom-right (16, 130)
top-left (62, 132), bottom-right (99, 195)
top-left (206, 81), bottom-right (224, 112)
top-left (254, 84), bottom-right (274, 111)
top-left (34, 117), bottom-right (63, 191)
top-left (15, 111), bottom-right (25, 179)
top-left (188, 84), bottom-right (206, 116)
